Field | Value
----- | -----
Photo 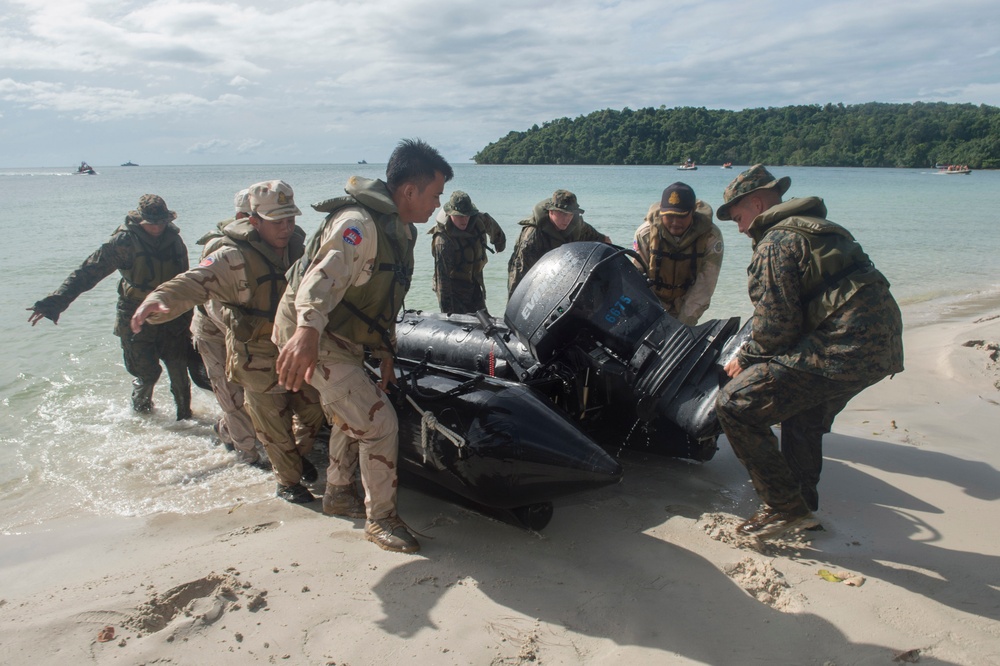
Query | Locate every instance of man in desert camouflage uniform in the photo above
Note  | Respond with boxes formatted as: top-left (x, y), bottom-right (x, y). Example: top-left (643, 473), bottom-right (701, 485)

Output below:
top-left (274, 139), bottom-right (453, 553)
top-left (28, 194), bottom-right (194, 420)
top-left (507, 189), bottom-right (610, 296)
top-left (715, 164), bottom-right (904, 539)
top-left (429, 190), bottom-right (506, 314)
top-left (631, 182), bottom-right (724, 325)
top-left (190, 189), bottom-right (265, 467)
top-left (132, 181), bottom-right (324, 504)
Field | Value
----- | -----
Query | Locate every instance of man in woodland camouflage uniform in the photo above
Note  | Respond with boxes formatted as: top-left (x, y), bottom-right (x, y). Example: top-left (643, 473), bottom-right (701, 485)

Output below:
top-left (715, 164), bottom-right (904, 539)
top-left (190, 189), bottom-right (265, 466)
top-left (507, 189), bottom-right (610, 296)
top-left (132, 181), bottom-right (324, 504)
top-left (429, 190), bottom-right (506, 314)
top-left (28, 195), bottom-right (194, 420)
top-left (274, 139), bottom-right (453, 554)
top-left (631, 182), bottom-right (723, 325)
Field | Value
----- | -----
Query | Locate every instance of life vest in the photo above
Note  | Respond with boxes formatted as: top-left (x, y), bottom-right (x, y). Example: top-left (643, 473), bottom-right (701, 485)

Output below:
top-left (644, 201), bottom-right (715, 306)
top-left (297, 178), bottom-right (414, 351)
top-left (753, 198), bottom-right (888, 332)
top-left (116, 220), bottom-right (187, 305)
top-left (519, 200), bottom-right (590, 251)
top-left (216, 218), bottom-right (304, 344)
top-left (429, 215), bottom-right (490, 282)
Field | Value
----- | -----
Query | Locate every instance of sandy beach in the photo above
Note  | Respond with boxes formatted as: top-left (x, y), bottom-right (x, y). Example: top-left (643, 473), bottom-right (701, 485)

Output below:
top-left (2, 294), bottom-right (999, 666)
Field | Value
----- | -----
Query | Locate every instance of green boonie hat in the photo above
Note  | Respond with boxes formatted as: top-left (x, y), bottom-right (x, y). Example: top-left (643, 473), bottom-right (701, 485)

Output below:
top-left (546, 189), bottom-right (584, 215)
top-left (132, 194), bottom-right (177, 225)
top-left (444, 191), bottom-right (478, 217)
top-left (717, 164), bottom-right (791, 221)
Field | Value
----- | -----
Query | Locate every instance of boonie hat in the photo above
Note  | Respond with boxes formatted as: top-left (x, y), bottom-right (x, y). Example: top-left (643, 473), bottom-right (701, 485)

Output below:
top-left (233, 188), bottom-right (252, 215)
top-left (717, 164), bottom-right (791, 221)
top-left (444, 191), bottom-right (478, 217)
top-left (132, 194), bottom-right (177, 225)
top-left (659, 182), bottom-right (696, 216)
top-left (546, 189), bottom-right (584, 215)
top-left (249, 180), bottom-right (302, 220)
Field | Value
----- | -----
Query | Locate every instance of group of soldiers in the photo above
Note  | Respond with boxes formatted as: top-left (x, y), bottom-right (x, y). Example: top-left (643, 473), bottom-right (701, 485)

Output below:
top-left (29, 155), bottom-right (903, 545)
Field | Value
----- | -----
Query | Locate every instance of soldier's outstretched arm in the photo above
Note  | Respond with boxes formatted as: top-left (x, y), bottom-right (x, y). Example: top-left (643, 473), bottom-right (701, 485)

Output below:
top-left (130, 302), bottom-right (170, 333)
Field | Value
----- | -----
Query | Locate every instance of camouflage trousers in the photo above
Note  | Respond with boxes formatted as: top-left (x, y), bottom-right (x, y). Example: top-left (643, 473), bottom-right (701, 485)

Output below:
top-left (243, 385), bottom-right (325, 487)
top-left (716, 362), bottom-right (878, 512)
top-left (308, 361), bottom-right (399, 521)
top-left (121, 316), bottom-right (192, 416)
top-left (437, 279), bottom-right (486, 315)
top-left (193, 334), bottom-right (257, 455)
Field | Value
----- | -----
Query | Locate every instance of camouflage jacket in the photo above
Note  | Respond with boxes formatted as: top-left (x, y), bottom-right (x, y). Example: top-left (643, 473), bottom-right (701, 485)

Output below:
top-left (507, 199), bottom-right (607, 295)
top-left (632, 200), bottom-right (723, 325)
top-left (429, 209), bottom-right (505, 313)
top-left (32, 218), bottom-right (189, 337)
top-left (738, 197), bottom-right (904, 381)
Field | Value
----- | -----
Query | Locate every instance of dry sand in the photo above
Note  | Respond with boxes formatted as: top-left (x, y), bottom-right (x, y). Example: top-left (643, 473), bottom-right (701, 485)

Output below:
top-left (2, 296), bottom-right (999, 665)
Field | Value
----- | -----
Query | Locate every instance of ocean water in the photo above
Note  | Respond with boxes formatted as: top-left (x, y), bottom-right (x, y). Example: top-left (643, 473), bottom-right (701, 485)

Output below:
top-left (2, 163), bottom-right (998, 531)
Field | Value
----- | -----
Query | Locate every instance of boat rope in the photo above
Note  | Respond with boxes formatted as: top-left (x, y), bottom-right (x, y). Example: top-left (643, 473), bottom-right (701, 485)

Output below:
top-left (403, 392), bottom-right (466, 463)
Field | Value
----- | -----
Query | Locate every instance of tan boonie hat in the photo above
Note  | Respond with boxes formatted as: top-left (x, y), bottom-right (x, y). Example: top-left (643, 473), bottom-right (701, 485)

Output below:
top-left (132, 194), bottom-right (177, 225)
top-left (444, 191), bottom-right (478, 217)
top-left (233, 188), bottom-right (252, 215)
top-left (546, 189), bottom-right (584, 215)
top-left (717, 164), bottom-right (791, 221)
top-left (249, 180), bottom-right (302, 220)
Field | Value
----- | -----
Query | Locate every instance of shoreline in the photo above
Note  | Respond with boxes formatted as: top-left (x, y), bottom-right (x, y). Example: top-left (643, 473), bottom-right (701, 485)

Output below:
top-left (2, 295), bottom-right (999, 664)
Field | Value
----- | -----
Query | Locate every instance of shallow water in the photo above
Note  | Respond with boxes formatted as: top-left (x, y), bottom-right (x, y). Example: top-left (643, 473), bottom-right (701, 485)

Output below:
top-left (2, 163), bottom-right (998, 530)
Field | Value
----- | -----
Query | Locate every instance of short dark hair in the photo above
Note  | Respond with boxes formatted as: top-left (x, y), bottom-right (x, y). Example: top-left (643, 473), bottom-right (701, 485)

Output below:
top-left (386, 138), bottom-right (453, 191)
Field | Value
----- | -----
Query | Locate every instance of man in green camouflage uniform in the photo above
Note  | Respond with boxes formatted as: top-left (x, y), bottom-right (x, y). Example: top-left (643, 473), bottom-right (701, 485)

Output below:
top-left (28, 194), bottom-right (194, 420)
top-left (631, 182), bottom-right (724, 325)
top-left (507, 190), bottom-right (610, 296)
top-left (191, 189), bottom-right (265, 467)
top-left (715, 165), bottom-right (904, 539)
top-left (429, 190), bottom-right (506, 314)
top-left (274, 139), bottom-right (453, 553)
top-left (132, 181), bottom-right (324, 504)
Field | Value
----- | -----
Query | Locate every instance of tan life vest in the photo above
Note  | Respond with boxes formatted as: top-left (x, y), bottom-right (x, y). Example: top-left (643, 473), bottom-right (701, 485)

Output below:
top-left (430, 215), bottom-right (490, 282)
top-left (644, 202), bottom-right (715, 307)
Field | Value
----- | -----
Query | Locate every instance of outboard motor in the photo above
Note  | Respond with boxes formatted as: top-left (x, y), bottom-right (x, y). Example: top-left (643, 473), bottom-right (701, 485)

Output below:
top-left (506, 242), bottom-right (741, 451)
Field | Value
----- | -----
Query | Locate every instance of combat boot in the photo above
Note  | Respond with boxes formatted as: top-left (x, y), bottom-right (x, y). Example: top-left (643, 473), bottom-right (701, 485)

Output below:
top-left (131, 379), bottom-right (155, 413)
top-left (276, 483), bottom-right (315, 504)
top-left (173, 391), bottom-right (192, 421)
top-left (323, 484), bottom-right (366, 518)
top-left (365, 515), bottom-right (420, 553)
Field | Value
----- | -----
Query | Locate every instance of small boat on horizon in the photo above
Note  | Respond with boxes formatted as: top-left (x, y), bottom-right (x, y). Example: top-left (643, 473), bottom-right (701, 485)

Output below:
top-left (721, 162), bottom-right (733, 169)
top-left (75, 161), bottom-right (96, 175)
top-left (938, 165), bottom-right (972, 175)
top-left (121, 161), bottom-right (139, 167)
top-left (358, 159), bottom-right (367, 164)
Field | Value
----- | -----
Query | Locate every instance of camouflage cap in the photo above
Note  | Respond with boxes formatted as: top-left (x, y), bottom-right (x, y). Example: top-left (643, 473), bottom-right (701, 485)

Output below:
top-left (659, 182), bottom-right (696, 215)
top-left (443, 190), bottom-right (478, 217)
top-left (546, 189), bottom-right (584, 215)
top-left (717, 164), bottom-right (791, 221)
top-left (132, 194), bottom-right (177, 225)
top-left (249, 180), bottom-right (302, 220)
top-left (233, 188), bottom-right (252, 215)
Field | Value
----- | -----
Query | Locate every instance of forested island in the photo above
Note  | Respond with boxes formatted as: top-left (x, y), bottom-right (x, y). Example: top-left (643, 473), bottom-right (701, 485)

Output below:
top-left (474, 102), bottom-right (1000, 168)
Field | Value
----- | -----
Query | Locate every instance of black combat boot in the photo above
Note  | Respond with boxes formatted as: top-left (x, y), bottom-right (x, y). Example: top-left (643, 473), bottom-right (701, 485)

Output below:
top-left (131, 379), bottom-right (155, 413)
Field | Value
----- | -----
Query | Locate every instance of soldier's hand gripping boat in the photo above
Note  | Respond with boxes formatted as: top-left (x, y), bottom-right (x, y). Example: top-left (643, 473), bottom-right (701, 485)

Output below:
top-left (390, 242), bottom-right (748, 529)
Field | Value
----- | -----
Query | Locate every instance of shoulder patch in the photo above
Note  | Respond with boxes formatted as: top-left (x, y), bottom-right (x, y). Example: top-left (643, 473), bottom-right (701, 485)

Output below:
top-left (343, 226), bottom-right (363, 246)
top-left (199, 256), bottom-right (216, 267)
top-left (711, 240), bottom-right (724, 254)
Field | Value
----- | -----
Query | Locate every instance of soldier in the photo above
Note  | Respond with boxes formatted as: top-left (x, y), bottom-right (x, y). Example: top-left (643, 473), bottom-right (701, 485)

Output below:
top-left (131, 181), bottom-right (324, 504)
top-left (631, 182), bottom-right (724, 325)
top-left (28, 194), bottom-right (194, 420)
top-left (429, 190), bottom-right (506, 314)
top-left (190, 189), bottom-right (265, 467)
top-left (274, 138), bottom-right (453, 553)
top-left (507, 189), bottom-right (610, 296)
top-left (715, 164), bottom-right (904, 539)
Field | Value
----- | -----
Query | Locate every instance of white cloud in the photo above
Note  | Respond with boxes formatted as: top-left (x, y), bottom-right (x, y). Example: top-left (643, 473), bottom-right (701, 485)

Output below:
top-left (1, 0), bottom-right (998, 165)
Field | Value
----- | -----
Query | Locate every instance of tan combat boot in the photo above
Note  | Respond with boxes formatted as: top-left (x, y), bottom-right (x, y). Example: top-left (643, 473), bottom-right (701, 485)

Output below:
top-left (322, 484), bottom-right (366, 518)
top-left (364, 515), bottom-right (420, 553)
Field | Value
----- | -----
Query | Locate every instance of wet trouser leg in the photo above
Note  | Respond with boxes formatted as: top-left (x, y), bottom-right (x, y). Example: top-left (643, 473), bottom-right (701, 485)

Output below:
top-left (194, 335), bottom-right (257, 454)
top-left (244, 385), bottom-right (324, 487)
top-left (716, 362), bottom-right (872, 511)
top-left (122, 334), bottom-right (161, 412)
top-left (309, 362), bottom-right (399, 521)
top-left (158, 324), bottom-right (193, 421)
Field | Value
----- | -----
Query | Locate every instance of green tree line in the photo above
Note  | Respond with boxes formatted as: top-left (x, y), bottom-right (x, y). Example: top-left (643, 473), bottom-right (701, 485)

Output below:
top-left (473, 102), bottom-right (1000, 168)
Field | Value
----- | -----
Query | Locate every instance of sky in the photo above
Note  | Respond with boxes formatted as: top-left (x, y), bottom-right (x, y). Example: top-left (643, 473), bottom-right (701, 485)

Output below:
top-left (1, 0), bottom-right (998, 167)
